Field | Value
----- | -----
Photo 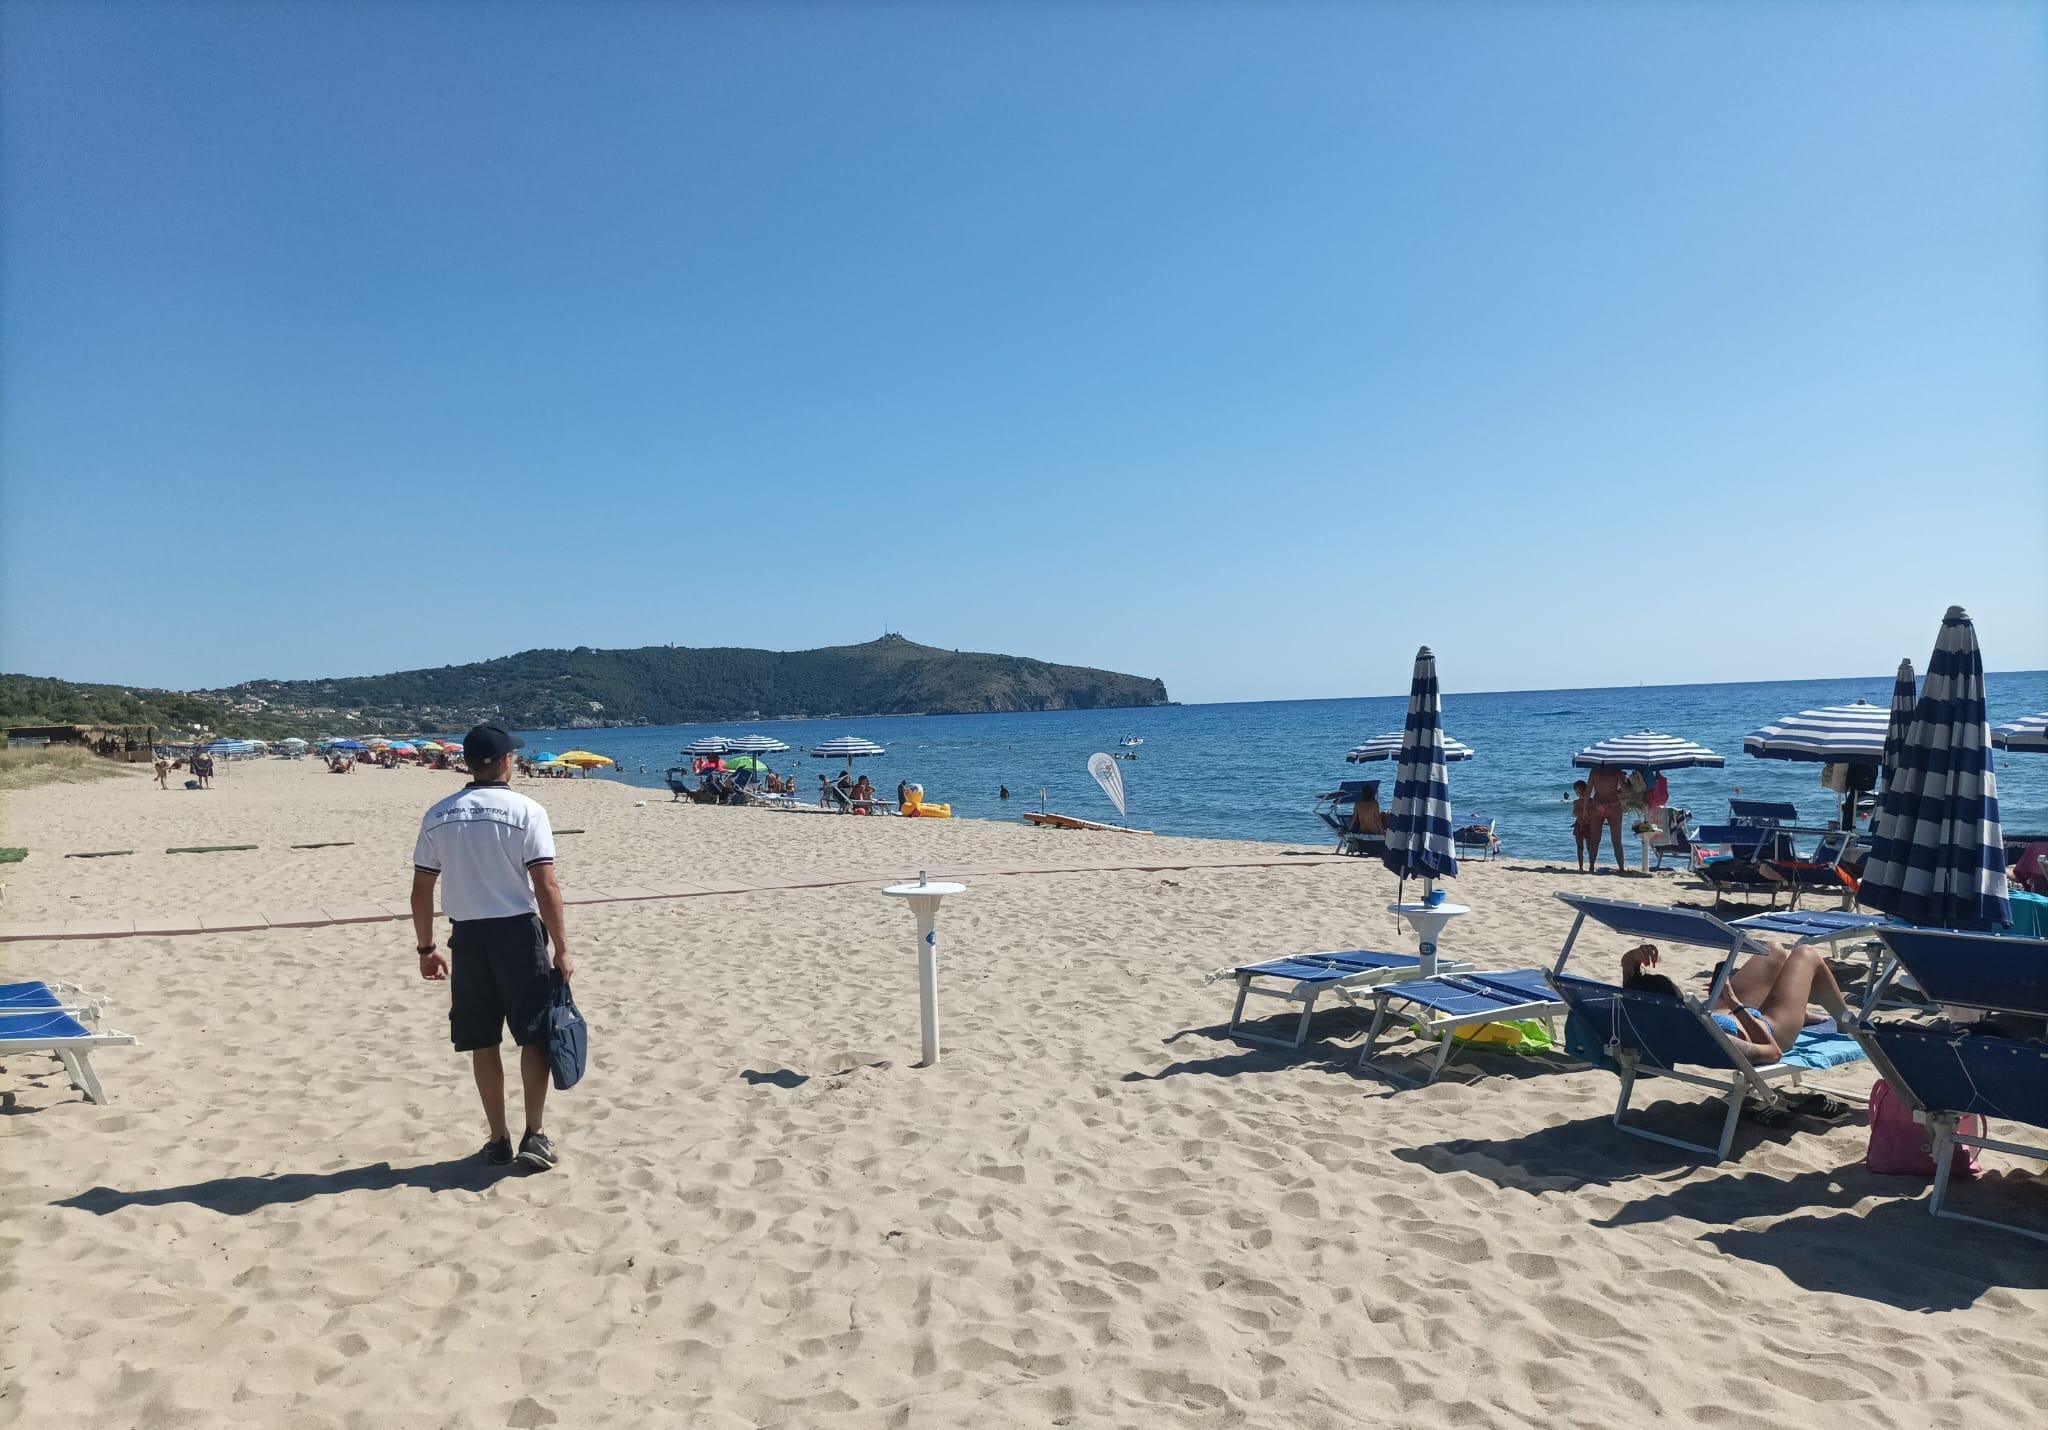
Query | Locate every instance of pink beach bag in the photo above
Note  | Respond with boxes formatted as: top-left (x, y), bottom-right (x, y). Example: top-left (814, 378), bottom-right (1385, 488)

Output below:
top-left (1866, 1079), bottom-right (1982, 1179)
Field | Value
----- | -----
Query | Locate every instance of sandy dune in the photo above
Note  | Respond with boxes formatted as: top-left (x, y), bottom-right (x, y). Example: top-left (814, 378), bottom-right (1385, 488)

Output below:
top-left (2, 760), bottom-right (2043, 1428)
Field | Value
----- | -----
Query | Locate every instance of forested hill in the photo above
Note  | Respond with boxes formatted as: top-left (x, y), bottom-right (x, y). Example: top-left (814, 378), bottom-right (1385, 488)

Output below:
top-left (2, 637), bottom-right (1168, 738)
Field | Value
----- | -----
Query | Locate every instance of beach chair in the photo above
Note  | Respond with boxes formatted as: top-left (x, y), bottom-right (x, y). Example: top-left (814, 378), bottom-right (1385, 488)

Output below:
top-left (0, 1010), bottom-right (137, 1105)
top-left (1545, 893), bottom-right (1868, 1160)
top-left (1352, 968), bottom-right (1564, 1084)
top-left (1762, 830), bottom-right (1861, 911)
top-left (1213, 949), bottom-right (1473, 1049)
top-left (1848, 927), bottom-right (2048, 1243)
top-left (1313, 781), bottom-right (1387, 858)
top-left (0, 979), bottom-right (105, 1022)
top-left (1690, 823), bottom-right (1797, 906)
top-left (1649, 806), bottom-right (1694, 869)
top-left (1452, 818), bottom-right (1500, 861)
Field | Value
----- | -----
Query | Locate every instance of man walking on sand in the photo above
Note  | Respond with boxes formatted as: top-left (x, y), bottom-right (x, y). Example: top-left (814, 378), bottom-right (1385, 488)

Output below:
top-left (410, 724), bottom-right (575, 1171)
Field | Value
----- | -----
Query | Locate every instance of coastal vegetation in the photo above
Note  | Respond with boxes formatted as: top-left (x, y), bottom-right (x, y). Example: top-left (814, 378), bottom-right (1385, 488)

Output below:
top-left (0, 744), bottom-right (135, 791)
top-left (0, 635), bottom-right (1167, 738)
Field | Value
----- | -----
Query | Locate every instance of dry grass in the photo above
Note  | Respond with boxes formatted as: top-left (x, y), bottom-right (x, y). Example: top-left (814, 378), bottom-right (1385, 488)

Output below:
top-left (0, 745), bottom-right (137, 791)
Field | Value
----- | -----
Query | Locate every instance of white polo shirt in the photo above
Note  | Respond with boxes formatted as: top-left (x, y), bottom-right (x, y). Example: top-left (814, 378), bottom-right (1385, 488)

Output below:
top-left (413, 784), bottom-right (556, 923)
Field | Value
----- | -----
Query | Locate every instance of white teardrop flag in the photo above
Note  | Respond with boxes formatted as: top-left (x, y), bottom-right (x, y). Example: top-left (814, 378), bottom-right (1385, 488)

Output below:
top-left (1087, 753), bottom-right (1127, 819)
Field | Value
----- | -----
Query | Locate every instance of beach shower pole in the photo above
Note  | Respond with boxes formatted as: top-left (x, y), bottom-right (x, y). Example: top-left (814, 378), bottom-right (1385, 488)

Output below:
top-left (881, 872), bottom-right (966, 1067)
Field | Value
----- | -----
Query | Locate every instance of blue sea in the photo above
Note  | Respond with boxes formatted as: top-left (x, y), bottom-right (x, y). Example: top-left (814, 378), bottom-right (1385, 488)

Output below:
top-left (519, 670), bottom-right (2048, 861)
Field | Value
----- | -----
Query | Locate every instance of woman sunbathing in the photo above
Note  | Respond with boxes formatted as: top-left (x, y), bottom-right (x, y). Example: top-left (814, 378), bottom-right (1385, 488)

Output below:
top-left (1620, 940), bottom-right (1853, 1067)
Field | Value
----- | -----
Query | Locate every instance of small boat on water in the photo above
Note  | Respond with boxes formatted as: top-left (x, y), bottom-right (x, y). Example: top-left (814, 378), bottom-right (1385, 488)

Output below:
top-left (1119, 736), bottom-right (1143, 747)
top-left (1022, 811), bottom-right (1154, 835)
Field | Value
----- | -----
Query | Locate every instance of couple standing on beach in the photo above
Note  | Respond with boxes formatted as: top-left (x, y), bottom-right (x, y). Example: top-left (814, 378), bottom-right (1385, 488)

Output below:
top-left (1572, 767), bottom-right (1666, 872)
top-left (409, 724), bottom-right (577, 1172)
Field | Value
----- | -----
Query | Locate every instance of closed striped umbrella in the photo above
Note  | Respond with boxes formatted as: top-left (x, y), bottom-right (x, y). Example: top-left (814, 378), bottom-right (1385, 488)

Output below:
top-left (1346, 732), bottom-right (1475, 763)
top-left (1572, 731), bottom-right (1725, 771)
top-left (1859, 607), bottom-right (2010, 931)
top-left (680, 737), bottom-right (733, 757)
top-left (1992, 713), bottom-right (2048, 754)
top-left (1882, 659), bottom-right (1917, 795)
top-left (1742, 702), bottom-right (1888, 764)
top-left (1382, 646), bottom-right (1458, 885)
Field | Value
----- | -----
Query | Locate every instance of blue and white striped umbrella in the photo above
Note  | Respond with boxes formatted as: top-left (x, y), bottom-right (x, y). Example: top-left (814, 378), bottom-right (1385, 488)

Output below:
top-left (1346, 731), bottom-right (1475, 764)
top-left (1382, 646), bottom-right (1458, 884)
top-left (1742, 701), bottom-right (1889, 765)
top-left (811, 736), bottom-right (886, 768)
top-left (680, 737), bottom-right (732, 757)
top-left (727, 734), bottom-right (792, 756)
top-left (1572, 730), bottom-right (1725, 771)
top-left (1860, 607), bottom-right (2009, 931)
top-left (1882, 659), bottom-right (1917, 795)
top-left (1992, 712), bottom-right (2048, 754)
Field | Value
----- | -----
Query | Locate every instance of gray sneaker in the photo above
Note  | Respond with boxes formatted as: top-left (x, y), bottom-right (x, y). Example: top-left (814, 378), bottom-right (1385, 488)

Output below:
top-left (515, 1130), bottom-right (558, 1171)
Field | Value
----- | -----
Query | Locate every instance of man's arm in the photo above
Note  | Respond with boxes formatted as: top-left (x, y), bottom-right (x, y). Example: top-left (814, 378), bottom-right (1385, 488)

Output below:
top-left (411, 869), bottom-right (447, 979)
top-left (531, 863), bottom-right (574, 981)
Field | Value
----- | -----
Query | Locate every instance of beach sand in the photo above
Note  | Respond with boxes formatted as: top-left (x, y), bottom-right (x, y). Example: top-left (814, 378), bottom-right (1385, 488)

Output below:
top-left (3, 760), bottom-right (2044, 1428)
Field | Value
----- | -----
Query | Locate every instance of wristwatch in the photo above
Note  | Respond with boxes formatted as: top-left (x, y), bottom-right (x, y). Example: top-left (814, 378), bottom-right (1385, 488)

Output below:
top-left (417, 943), bottom-right (438, 956)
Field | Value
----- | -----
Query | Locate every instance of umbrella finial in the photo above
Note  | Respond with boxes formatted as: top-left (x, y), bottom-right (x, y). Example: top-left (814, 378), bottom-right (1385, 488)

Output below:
top-left (1944, 605), bottom-right (1968, 622)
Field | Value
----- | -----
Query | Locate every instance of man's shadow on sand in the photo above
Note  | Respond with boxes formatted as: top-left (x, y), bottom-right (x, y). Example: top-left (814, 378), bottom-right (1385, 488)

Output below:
top-left (56, 1156), bottom-right (519, 1216)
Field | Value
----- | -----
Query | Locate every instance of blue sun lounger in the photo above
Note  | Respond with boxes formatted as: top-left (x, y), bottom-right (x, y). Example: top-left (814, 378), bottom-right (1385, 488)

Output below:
top-left (0, 1009), bottom-right (137, 1105)
top-left (1849, 927), bottom-right (2048, 1243)
top-left (1353, 968), bottom-right (1563, 1084)
top-left (1730, 910), bottom-right (1890, 947)
top-left (1544, 893), bottom-right (1868, 1160)
top-left (1216, 949), bottom-right (1472, 1049)
top-left (0, 979), bottom-right (104, 1020)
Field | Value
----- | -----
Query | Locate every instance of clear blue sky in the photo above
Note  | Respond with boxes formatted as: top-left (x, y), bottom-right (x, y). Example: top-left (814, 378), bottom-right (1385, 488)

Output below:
top-left (3, 1), bottom-right (2043, 702)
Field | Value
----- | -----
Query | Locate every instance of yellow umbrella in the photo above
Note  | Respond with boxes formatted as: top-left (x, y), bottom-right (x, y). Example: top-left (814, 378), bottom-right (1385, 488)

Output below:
top-left (557, 751), bottom-right (614, 767)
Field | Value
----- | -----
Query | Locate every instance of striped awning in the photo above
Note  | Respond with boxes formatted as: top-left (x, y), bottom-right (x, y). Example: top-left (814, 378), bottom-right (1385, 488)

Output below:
top-left (1993, 713), bottom-right (2048, 754)
top-left (1346, 732), bottom-right (1475, 764)
top-left (1382, 646), bottom-right (1458, 883)
top-left (1860, 606), bottom-right (2009, 931)
top-left (1572, 731), bottom-right (1724, 771)
top-left (680, 737), bottom-right (733, 757)
top-left (1742, 701), bottom-right (1889, 765)
top-left (811, 736), bottom-right (886, 759)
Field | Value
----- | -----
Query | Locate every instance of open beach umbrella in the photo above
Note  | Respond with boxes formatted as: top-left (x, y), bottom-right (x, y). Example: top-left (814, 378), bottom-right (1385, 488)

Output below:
top-left (1743, 700), bottom-right (1890, 829)
top-left (727, 734), bottom-right (791, 756)
top-left (1381, 646), bottom-right (1458, 888)
top-left (1882, 659), bottom-right (1918, 796)
top-left (557, 752), bottom-right (613, 767)
top-left (529, 749), bottom-right (559, 762)
top-left (1992, 713), bottom-right (2048, 754)
top-left (331, 739), bottom-right (366, 752)
top-left (1859, 606), bottom-right (2009, 931)
top-left (681, 737), bottom-right (732, 758)
top-left (1572, 731), bottom-right (1724, 771)
top-left (812, 736), bottom-right (886, 771)
top-left (725, 754), bottom-right (766, 773)
top-left (1346, 732), bottom-right (1475, 763)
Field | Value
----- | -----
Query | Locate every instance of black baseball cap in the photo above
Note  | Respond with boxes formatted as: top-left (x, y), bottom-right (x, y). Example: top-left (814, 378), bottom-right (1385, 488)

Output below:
top-left (463, 724), bottom-right (525, 763)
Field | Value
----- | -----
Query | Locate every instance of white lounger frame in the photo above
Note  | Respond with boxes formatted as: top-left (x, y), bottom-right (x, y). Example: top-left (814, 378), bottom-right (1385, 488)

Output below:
top-left (1349, 981), bottom-right (1563, 1086)
top-left (0, 1022), bottom-right (137, 1104)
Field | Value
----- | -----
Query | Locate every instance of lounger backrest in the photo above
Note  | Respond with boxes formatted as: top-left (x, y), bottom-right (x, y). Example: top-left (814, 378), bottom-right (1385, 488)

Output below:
top-left (1866, 1025), bottom-right (2048, 1131)
top-left (1693, 824), bottom-right (1774, 858)
top-left (1466, 968), bottom-right (1556, 1003)
top-left (1552, 974), bottom-right (1736, 1072)
top-left (1729, 799), bottom-right (1797, 824)
top-left (1554, 894), bottom-right (1748, 954)
top-left (1879, 929), bottom-right (2048, 1017)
